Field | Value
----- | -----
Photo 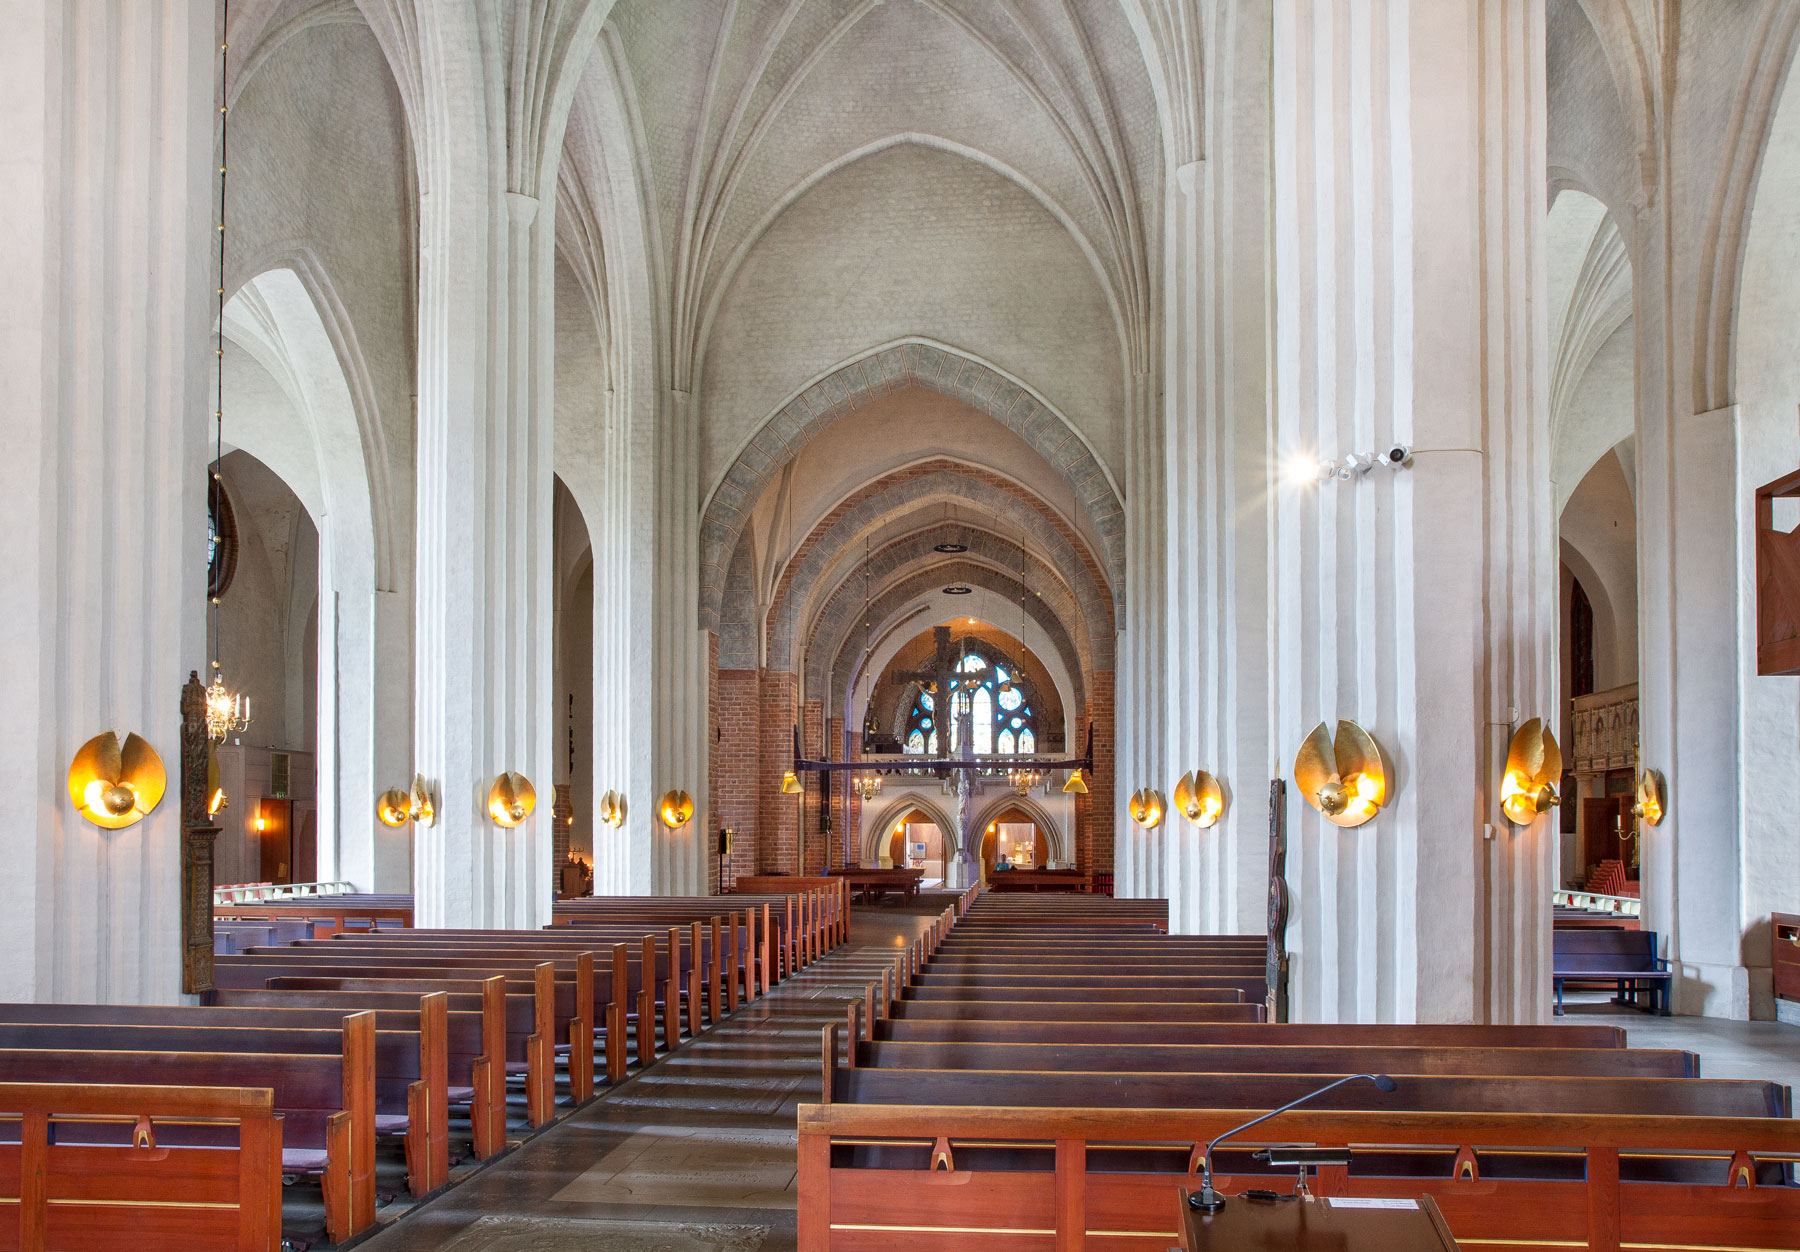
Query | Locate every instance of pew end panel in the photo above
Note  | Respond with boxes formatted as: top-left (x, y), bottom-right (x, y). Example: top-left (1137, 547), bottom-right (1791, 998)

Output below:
top-left (797, 1102), bottom-right (1800, 1252)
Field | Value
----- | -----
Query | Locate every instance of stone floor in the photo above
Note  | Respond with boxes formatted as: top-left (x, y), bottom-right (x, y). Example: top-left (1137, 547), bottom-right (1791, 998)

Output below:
top-left (356, 906), bottom-right (936, 1252)
top-left (356, 912), bottom-right (1800, 1252)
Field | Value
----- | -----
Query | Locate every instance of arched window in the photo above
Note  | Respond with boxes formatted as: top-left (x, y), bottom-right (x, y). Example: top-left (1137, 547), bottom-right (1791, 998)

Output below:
top-left (207, 476), bottom-right (239, 600)
top-left (902, 649), bottom-right (1038, 757)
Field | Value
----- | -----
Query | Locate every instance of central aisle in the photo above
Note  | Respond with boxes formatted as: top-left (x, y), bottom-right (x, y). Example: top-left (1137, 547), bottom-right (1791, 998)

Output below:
top-left (360, 907), bottom-right (938, 1252)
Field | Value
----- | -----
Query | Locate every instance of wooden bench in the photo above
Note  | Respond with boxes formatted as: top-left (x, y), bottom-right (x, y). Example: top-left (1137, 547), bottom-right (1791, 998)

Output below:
top-left (0, 1034), bottom-right (373, 1244)
top-left (798, 1100), bottom-right (1800, 1251)
top-left (828, 867), bottom-right (924, 904)
top-left (0, 1003), bottom-right (448, 1199)
top-left (985, 868), bottom-right (1093, 892)
top-left (224, 960), bottom-right (567, 1115)
top-left (209, 981), bottom-right (508, 1162)
top-left (1554, 928), bottom-right (1672, 1015)
top-left (0, 1080), bottom-right (283, 1251)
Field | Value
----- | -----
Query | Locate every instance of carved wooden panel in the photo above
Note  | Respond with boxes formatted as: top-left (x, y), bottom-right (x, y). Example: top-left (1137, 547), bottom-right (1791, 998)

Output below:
top-left (180, 671), bottom-right (216, 995)
top-left (1266, 779), bottom-right (1289, 1024)
top-left (1756, 468), bottom-right (1800, 675)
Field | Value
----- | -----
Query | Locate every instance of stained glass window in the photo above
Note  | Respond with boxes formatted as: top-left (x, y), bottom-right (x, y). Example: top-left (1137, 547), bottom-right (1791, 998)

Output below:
top-left (901, 646), bottom-right (1040, 758)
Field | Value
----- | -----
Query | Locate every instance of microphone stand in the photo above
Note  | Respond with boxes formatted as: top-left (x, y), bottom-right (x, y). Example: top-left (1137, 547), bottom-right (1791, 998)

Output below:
top-left (1188, 1072), bottom-right (1395, 1213)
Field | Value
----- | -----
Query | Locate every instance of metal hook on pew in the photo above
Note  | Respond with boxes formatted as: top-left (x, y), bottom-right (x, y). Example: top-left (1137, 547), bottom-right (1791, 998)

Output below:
top-left (931, 1136), bottom-right (955, 1172)
top-left (133, 1116), bottom-right (155, 1150)
top-left (1453, 1145), bottom-right (1479, 1181)
top-left (1729, 1149), bottom-right (1757, 1188)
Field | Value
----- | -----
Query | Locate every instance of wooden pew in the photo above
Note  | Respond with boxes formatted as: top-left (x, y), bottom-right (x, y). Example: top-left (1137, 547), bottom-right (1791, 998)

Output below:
top-left (558, 901), bottom-right (774, 998)
top-left (232, 963), bottom-right (568, 1129)
top-left (219, 950), bottom-right (599, 1111)
top-left (1554, 928), bottom-right (1672, 1015)
top-left (851, 1037), bottom-right (1699, 1079)
top-left (0, 1080), bottom-right (283, 1252)
top-left (868, 1017), bottom-right (1629, 1049)
top-left (0, 1031), bottom-right (374, 1245)
top-left (797, 1099), bottom-right (1800, 1251)
top-left (211, 980), bottom-right (508, 1160)
top-left (0, 1005), bottom-right (449, 1197)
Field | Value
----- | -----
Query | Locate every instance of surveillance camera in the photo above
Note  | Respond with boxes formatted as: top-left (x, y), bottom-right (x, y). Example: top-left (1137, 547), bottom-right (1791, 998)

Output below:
top-left (1384, 444), bottom-right (1413, 466)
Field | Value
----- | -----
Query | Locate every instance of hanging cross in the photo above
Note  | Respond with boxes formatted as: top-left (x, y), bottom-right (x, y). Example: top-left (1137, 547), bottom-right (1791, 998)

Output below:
top-left (887, 626), bottom-right (977, 752)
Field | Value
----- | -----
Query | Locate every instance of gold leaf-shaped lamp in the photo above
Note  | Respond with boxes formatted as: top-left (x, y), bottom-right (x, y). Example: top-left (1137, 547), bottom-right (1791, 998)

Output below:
top-left (1633, 769), bottom-right (1666, 827)
top-left (68, 731), bottom-right (166, 829)
top-left (376, 788), bottom-right (412, 827)
top-left (659, 789), bottom-right (695, 829)
top-left (1061, 769), bottom-right (1088, 795)
top-left (1173, 770), bottom-right (1226, 828)
top-left (1500, 718), bottom-right (1563, 826)
top-left (1127, 787), bottom-right (1165, 829)
top-left (1295, 720), bottom-right (1388, 828)
top-left (488, 772), bottom-right (536, 827)
top-left (411, 774), bottom-right (435, 826)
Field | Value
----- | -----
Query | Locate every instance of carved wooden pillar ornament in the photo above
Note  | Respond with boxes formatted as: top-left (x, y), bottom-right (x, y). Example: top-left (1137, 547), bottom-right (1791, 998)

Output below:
top-left (180, 670), bottom-right (219, 993)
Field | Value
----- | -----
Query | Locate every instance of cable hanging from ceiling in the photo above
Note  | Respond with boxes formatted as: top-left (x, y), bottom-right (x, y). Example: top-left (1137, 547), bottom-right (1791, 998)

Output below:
top-left (205, 0), bottom-right (251, 745)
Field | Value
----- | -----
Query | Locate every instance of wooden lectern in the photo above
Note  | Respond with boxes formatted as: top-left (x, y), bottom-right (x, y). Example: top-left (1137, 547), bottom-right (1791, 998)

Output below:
top-left (1179, 1189), bottom-right (1460, 1251)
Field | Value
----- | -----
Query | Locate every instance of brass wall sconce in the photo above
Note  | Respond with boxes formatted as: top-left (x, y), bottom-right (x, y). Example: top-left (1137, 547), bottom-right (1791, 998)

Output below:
top-left (780, 770), bottom-right (803, 795)
top-left (68, 731), bottom-right (167, 829)
top-left (599, 790), bottom-right (628, 827)
top-left (1500, 719), bottom-right (1562, 826)
top-left (659, 789), bottom-right (695, 829)
top-left (1173, 770), bottom-right (1225, 828)
top-left (1128, 787), bottom-right (1165, 829)
top-left (1062, 769), bottom-right (1088, 795)
top-left (488, 772), bottom-right (536, 827)
top-left (1295, 720), bottom-right (1388, 828)
top-left (207, 746), bottom-right (227, 818)
top-left (378, 775), bottom-right (436, 828)
top-left (377, 788), bottom-right (410, 827)
top-left (1633, 769), bottom-right (1666, 826)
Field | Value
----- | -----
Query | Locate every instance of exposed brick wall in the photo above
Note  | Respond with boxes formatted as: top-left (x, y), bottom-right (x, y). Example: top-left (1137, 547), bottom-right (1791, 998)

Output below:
top-left (757, 670), bottom-right (799, 872)
top-left (712, 647), bottom-right (760, 889)
top-left (1083, 669), bottom-right (1115, 877)
top-left (802, 699), bottom-right (825, 874)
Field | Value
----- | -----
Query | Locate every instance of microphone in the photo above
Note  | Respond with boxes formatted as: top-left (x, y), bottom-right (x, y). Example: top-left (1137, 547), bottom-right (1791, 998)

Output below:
top-left (1188, 1073), bottom-right (1397, 1213)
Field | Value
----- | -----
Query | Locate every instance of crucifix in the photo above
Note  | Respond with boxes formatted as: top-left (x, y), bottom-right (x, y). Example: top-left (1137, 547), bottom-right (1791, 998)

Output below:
top-left (887, 625), bottom-right (975, 754)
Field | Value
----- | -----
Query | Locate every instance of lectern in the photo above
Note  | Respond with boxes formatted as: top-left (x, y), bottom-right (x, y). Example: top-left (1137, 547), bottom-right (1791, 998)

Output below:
top-left (1179, 1189), bottom-right (1460, 1251)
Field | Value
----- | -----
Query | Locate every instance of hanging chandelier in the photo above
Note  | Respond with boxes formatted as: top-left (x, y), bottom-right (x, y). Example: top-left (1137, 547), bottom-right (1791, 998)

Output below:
top-left (1009, 764), bottom-right (1042, 796)
top-left (205, 1), bottom-right (250, 746)
top-left (851, 771), bottom-right (882, 802)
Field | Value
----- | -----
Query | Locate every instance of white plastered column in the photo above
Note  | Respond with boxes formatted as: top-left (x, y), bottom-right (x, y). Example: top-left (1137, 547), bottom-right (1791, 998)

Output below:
top-left (1152, 4), bottom-right (1275, 936)
top-left (1271, 0), bottom-right (1555, 1023)
top-left (0, 1), bottom-right (212, 1002)
top-left (366, 1), bottom-right (606, 927)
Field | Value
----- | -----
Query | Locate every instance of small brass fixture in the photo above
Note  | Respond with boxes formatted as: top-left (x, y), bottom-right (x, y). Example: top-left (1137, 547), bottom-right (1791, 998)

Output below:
top-left (1633, 769), bottom-right (1666, 826)
top-left (411, 774), bottom-right (435, 826)
top-left (488, 772), bottom-right (536, 827)
top-left (376, 789), bottom-right (411, 827)
top-left (1500, 719), bottom-right (1562, 826)
top-left (1294, 720), bottom-right (1388, 828)
top-left (68, 731), bottom-right (167, 829)
top-left (1128, 787), bottom-right (1165, 829)
top-left (1174, 770), bottom-right (1225, 828)
top-left (599, 790), bottom-right (628, 827)
top-left (659, 789), bottom-right (695, 829)
top-left (780, 771), bottom-right (803, 795)
top-left (206, 746), bottom-right (227, 818)
top-left (1061, 769), bottom-right (1089, 795)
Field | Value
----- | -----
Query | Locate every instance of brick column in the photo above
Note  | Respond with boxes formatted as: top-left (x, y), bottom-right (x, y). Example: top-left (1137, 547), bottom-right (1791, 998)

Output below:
top-left (757, 670), bottom-right (798, 872)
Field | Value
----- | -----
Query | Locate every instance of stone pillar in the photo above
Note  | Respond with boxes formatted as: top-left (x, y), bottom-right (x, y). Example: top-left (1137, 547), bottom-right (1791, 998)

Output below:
top-left (1150, 3), bottom-right (1274, 934)
top-left (363, 0), bottom-right (604, 927)
top-left (0, 1), bottom-right (212, 1002)
top-left (1270, 0), bottom-right (1555, 1023)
